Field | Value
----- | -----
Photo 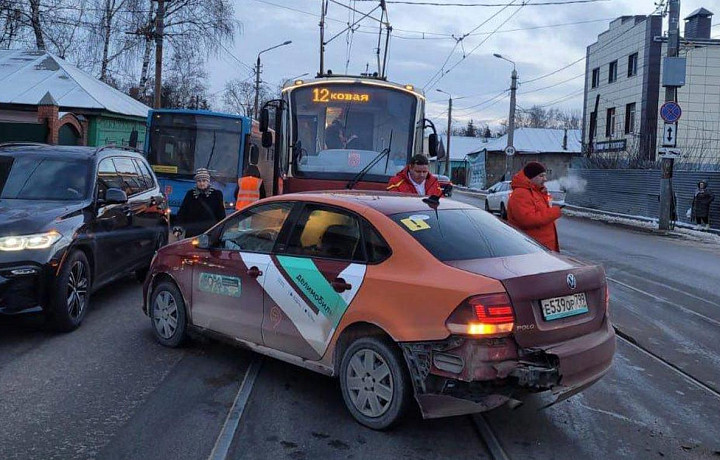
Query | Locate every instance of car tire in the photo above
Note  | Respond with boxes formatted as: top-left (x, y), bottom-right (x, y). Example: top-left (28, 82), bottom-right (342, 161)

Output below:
top-left (48, 250), bottom-right (91, 332)
top-left (339, 336), bottom-right (412, 430)
top-left (136, 231), bottom-right (167, 283)
top-left (149, 280), bottom-right (188, 347)
top-left (485, 200), bottom-right (491, 212)
top-left (500, 202), bottom-right (507, 220)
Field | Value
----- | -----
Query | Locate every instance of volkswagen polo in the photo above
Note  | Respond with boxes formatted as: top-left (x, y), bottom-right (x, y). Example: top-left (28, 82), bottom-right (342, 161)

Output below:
top-left (143, 191), bottom-right (615, 429)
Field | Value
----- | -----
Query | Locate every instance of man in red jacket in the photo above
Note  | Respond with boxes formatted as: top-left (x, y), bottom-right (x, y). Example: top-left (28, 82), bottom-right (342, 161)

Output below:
top-left (386, 154), bottom-right (443, 196)
top-left (507, 161), bottom-right (562, 251)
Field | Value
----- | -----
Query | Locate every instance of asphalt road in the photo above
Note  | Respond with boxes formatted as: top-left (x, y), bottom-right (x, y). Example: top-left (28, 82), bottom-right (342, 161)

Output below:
top-left (1, 191), bottom-right (719, 459)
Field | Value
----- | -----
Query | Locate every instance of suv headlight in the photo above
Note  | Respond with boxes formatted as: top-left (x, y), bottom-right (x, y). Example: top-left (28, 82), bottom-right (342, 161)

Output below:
top-left (0, 231), bottom-right (63, 251)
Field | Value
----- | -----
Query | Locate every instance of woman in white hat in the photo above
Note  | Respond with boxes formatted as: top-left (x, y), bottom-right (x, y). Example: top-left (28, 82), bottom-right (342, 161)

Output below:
top-left (175, 168), bottom-right (226, 237)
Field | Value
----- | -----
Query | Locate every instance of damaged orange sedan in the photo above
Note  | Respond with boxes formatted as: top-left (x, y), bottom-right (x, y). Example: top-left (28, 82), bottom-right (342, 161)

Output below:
top-left (143, 191), bottom-right (615, 429)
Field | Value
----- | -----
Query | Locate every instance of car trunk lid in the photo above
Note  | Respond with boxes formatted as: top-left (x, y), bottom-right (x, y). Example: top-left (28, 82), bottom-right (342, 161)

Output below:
top-left (445, 252), bottom-right (607, 348)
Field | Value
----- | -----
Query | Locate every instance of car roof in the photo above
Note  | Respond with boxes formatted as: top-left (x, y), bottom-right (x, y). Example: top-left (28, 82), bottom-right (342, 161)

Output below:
top-left (262, 190), bottom-right (476, 216)
top-left (0, 144), bottom-right (144, 160)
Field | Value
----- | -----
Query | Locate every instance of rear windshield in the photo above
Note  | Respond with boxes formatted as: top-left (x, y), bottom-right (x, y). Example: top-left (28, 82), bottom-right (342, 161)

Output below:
top-left (0, 155), bottom-right (90, 200)
top-left (390, 208), bottom-right (543, 261)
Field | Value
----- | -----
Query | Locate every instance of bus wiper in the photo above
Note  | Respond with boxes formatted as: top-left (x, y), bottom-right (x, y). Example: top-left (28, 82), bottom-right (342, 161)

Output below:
top-left (346, 130), bottom-right (393, 190)
top-left (204, 130), bottom-right (217, 169)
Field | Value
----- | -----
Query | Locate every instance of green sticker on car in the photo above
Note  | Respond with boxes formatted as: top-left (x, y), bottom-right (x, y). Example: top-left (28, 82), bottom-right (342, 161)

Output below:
top-left (199, 273), bottom-right (242, 298)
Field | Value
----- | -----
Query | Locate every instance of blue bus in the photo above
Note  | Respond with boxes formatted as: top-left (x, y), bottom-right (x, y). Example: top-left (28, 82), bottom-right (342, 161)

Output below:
top-left (144, 109), bottom-right (263, 216)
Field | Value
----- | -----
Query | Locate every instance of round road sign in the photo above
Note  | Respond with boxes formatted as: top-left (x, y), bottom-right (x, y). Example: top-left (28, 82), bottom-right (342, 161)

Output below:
top-left (660, 102), bottom-right (682, 123)
top-left (504, 146), bottom-right (516, 156)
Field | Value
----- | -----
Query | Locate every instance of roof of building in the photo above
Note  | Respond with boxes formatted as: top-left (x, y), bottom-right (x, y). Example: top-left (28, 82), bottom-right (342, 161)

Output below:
top-left (685, 8), bottom-right (713, 20)
top-left (480, 127), bottom-right (582, 154)
top-left (0, 49), bottom-right (150, 118)
top-left (437, 135), bottom-right (489, 160)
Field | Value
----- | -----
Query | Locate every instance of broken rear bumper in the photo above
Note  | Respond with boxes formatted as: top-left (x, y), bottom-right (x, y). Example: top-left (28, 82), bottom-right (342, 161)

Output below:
top-left (400, 320), bottom-right (616, 419)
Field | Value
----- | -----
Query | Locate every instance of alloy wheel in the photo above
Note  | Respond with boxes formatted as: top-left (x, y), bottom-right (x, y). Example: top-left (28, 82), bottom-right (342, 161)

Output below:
top-left (66, 261), bottom-right (88, 320)
top-left (153, 291), bottom-right (179, 339)
top-left (345, 349), bottom-right (394, 418)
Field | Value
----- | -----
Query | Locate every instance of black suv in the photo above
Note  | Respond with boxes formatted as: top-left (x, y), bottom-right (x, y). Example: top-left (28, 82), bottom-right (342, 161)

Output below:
top-left (0, 143), bottom-right (169, 331)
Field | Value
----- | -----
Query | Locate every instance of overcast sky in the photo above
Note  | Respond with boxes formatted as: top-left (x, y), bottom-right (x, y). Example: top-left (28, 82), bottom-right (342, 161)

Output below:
top-left (206, 0), bottom-right (715, 130)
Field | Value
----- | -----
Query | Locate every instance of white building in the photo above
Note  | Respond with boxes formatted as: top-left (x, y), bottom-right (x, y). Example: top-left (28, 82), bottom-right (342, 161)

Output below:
top-left (582, 8), bottom-right (720, 164)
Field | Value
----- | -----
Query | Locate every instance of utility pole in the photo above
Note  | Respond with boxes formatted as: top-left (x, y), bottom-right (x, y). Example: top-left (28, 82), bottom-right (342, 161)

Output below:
top-left (446, 97), bottom-right (452, 176)
top-left (153, 0), bottom-right (165, 109)
top-left (659, 0), bottom-right (680, 230)
top-left (506, 66), bottom-right (518, 179)
top-left (253, 57), bottom-right (262, 119)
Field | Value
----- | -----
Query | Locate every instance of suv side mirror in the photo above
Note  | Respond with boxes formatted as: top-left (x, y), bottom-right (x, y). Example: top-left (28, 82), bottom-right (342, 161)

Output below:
top-left (261, 131), bottom-right (273, 148)
top-left (104, 187), bottom-right (128, 204)
top-left (259, 108), bottom-right (270, 132)
top-left (428, 133), bottom-right (438, 157)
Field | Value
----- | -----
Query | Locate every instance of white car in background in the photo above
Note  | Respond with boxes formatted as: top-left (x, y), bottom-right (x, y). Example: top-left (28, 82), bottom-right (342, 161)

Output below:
top-left (485, 181), bottom-right (567, 219)
top-left (484, 181), bottom-right (512, 218)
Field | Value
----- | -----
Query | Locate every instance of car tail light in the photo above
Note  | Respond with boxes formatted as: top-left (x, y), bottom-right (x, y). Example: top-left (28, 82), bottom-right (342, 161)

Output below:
top-left (446, 293), bottom-right (515, 337)
top-left (604, 284), bottom-right (610, 316)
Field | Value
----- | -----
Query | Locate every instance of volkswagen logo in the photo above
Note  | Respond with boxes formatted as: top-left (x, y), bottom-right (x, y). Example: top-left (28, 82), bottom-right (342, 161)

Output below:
top-left (567, 274), bottom-right (577, 290)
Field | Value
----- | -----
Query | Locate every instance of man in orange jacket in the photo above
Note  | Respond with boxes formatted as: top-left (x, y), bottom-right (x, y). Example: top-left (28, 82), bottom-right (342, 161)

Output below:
top-left (235, 164), bottom-right (265, 211)
top-left (386, 154), bottom-right (443, 196)
top-left (507, 161), bottom-right (562, 251)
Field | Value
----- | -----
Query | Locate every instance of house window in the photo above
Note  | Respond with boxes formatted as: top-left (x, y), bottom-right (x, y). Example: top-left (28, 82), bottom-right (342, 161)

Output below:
top-left (625, 103), bottom-right (636, 134)
top-left (591, 68), bottom-right (600, 88)
top-left (608, 60), bottom-right (618, 83)
top-left (606, 107), bottom-right (616, 137)
top-left (628, 53), bottom-right (638, 77)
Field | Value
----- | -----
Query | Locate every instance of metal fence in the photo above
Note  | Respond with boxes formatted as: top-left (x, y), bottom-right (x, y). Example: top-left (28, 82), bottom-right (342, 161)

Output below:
top-left (565, 169), bottom-right (720, 229)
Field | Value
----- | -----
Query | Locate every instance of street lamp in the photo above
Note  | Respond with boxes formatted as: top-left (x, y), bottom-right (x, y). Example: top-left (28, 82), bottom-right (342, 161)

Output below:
top-left (436, 88), bottom-right (452, 177)
top-left (254, 40), bottom-right (292, 118)
top-left (494, 53), bottom-right (518, 180)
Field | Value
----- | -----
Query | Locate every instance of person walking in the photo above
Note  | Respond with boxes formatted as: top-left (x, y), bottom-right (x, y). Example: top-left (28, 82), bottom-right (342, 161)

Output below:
top-left (235, 164), bottom-right (265, 211)
top-left (691, 179), bottom-right (714, 229)
top-left (174, 168), bottom-right (226, 238)
top-left (386, 154), bottom-right (443, 197)
top-left (506, 161), bottom-right (563, 251)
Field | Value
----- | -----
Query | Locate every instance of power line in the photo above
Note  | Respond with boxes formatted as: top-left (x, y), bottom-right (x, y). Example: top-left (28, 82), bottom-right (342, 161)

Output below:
top-left (520, 72), bottom-right (584, 94)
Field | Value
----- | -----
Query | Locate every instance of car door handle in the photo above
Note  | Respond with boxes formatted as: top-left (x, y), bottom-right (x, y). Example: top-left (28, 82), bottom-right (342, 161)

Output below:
top-left (247, 266), bottom-right (263, 278)
top-left (331, 277), bottom-right (352, 293)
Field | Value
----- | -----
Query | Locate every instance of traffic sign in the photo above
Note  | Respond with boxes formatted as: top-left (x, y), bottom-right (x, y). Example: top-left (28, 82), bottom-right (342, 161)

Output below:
top-left (660, 101), bottom-right (682, 123)
top-left (504, 146), bottom-right (516, 156)
top-left (662, 122), bottom-right (677, 147)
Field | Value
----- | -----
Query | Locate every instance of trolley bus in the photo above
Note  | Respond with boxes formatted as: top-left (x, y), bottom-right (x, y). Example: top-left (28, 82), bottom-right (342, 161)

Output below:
top-left (258, 75), bottom-right (437, 196)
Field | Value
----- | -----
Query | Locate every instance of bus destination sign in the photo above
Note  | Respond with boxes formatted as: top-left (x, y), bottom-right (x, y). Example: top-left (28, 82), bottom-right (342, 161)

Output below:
top-left (312, 88), bottom-right (370, 103)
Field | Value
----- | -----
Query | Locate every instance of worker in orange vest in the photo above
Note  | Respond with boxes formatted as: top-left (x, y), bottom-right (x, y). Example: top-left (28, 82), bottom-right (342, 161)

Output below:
top-left (235, 164), bottom-right (265, 211)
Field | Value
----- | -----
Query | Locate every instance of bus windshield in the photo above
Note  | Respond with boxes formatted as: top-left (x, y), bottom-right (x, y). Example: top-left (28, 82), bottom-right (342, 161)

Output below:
top-left (290, 83), bottom-right (418, 179)
top-left (147, 113), bottom-right (244, 181)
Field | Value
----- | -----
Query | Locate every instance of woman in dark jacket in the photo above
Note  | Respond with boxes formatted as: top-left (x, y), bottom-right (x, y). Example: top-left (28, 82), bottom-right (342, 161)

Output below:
top-left (691, 180), bottom-right (714, 229)
top-left (175, 168), bottom-right (226, 237)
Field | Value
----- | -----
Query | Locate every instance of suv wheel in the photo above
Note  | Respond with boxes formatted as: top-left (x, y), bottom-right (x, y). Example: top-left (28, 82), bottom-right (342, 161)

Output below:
top-left (339, 336), bottom-right (412, 430)
top-left (150, 280), bottom-right (187, 347)
top-left (49, 250), bottom-right (91, 332)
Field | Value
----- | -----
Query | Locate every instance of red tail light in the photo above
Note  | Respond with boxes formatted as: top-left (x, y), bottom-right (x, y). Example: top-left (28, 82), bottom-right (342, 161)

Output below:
top-left (604, 284), bottom-right (610, 316)
top-left (446, 293), bottom-right (515, 337)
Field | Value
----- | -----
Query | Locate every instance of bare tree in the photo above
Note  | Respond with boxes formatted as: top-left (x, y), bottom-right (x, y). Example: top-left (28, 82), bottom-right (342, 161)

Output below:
top-left (157, 47), bottom-right (210, 109)
top-left (28, 0), bottom-right (45, 49)
top-left (0, 2), bottom-right (23, 48)
top-left (222, 79), bottom-right (267, 116)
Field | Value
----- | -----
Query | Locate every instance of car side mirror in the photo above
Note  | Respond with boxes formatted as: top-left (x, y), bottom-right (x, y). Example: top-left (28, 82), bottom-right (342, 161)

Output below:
top-left (428, 133), bottom-right (438, 158)
top-left (103, 187), bottom-right (128, 204)
top-left (194, 234), bottom-right (210, 249)
top-left (259, 108), bottom-right (270, 132)
top-left (262, 131), bottom-right (273, 148)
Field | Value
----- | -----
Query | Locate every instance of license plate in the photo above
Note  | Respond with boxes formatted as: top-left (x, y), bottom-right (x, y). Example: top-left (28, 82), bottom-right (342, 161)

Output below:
top-left (541, 293), bottom-right (588, 321)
